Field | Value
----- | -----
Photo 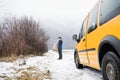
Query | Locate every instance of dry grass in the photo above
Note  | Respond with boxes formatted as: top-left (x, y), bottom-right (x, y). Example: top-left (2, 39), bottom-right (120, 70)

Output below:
top-left (4, 66), bottom-right (51, 80)
top-left (0, 54), bottom-right (51, 80)
top-left (0, 57), bottom-right (17, 62)
top-left (0, 54), bottom-right (35, 62)
top-left (0, 53), bottom-right (19, 62)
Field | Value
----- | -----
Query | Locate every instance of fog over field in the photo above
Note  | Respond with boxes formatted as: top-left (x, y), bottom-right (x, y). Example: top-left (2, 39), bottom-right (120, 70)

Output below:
top-left (0, 0), bottom-right (98, 49)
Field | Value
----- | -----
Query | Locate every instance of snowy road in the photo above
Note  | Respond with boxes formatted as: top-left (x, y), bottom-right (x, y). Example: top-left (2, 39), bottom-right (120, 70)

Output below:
top-left (46, 50), bottom-right (103, 80)
top-left (0, 50), bottom-right (103, 80)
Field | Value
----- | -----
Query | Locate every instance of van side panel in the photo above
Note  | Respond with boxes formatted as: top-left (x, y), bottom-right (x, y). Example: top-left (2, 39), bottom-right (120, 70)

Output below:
top-left (86, 15), bottom-right (120, 69)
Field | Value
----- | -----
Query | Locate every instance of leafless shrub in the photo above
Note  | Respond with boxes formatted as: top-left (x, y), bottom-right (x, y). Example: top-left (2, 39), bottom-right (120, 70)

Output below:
top-left (0, 16), bottom-right (49, 57)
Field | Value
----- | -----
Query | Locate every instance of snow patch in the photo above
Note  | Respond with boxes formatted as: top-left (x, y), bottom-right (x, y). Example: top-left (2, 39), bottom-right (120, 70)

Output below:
top-left (0, 50), bottom-right (102, 80)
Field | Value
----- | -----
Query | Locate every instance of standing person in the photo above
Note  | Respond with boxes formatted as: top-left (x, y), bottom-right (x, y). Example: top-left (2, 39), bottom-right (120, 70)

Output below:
top-left (57, 37), bottom-right (63, 60)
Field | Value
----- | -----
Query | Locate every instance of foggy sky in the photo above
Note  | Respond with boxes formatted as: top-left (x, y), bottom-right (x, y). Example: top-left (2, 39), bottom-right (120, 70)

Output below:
top-left (0, 0), bottom-right (98, 49)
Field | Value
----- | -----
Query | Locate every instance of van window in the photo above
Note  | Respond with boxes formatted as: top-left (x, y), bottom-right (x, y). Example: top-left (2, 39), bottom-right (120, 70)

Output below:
top-left (100, 0), bottom-right (120, 26)
top-left (88, 3), bottom-right (99, 33)
top-left (80, 17), bottom-right (87, 38)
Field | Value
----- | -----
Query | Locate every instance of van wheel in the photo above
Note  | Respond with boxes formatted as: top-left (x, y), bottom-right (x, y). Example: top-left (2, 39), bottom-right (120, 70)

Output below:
top-left (101, 51), bottom-right (120, 80)
top-left (74, 51), bottom-right (83, 69)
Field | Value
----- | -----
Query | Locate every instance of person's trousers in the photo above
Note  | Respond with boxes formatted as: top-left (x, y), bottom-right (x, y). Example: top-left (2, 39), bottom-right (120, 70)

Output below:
top-left (58, 49), bottom-right (62, 59)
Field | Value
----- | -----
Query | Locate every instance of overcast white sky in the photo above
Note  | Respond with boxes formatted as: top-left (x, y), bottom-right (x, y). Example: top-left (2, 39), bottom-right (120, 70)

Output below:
top-left (0, 0), bottom-right (98, 25)
top-left (0, 0), bottom-right (98, 49)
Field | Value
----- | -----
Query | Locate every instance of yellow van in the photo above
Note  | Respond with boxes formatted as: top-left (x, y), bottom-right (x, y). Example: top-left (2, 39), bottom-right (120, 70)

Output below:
top-left (73, 0), bottom-right (120, 80)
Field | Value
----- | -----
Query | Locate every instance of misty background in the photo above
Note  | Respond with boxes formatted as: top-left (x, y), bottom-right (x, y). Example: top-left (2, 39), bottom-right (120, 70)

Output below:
top-left (0, 0), bottom-right (98, 49)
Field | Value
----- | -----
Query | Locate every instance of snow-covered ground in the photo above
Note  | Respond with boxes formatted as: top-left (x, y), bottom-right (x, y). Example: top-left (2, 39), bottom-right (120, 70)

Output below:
top-left (0, 50), bottom-right (103, 80)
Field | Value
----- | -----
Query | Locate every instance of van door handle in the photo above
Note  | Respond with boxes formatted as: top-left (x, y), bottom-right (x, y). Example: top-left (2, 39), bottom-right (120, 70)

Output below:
top-left (83, 38), bottom-right (86, 41)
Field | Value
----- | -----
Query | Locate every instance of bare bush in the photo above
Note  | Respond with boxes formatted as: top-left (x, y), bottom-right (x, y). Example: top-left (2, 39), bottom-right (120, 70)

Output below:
top-left (0, 16), bottom-right (49, 57)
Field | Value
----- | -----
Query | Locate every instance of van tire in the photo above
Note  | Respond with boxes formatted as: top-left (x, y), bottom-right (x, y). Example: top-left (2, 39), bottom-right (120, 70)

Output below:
top-left (74, 51), bottom-right (83, 69)
top-left (101, 51), bottom-right (120, 80)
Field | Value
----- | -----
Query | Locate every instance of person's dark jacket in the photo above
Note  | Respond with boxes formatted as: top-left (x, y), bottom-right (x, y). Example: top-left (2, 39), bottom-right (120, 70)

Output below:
top-left (58, 40), bottom-right (63, 49)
